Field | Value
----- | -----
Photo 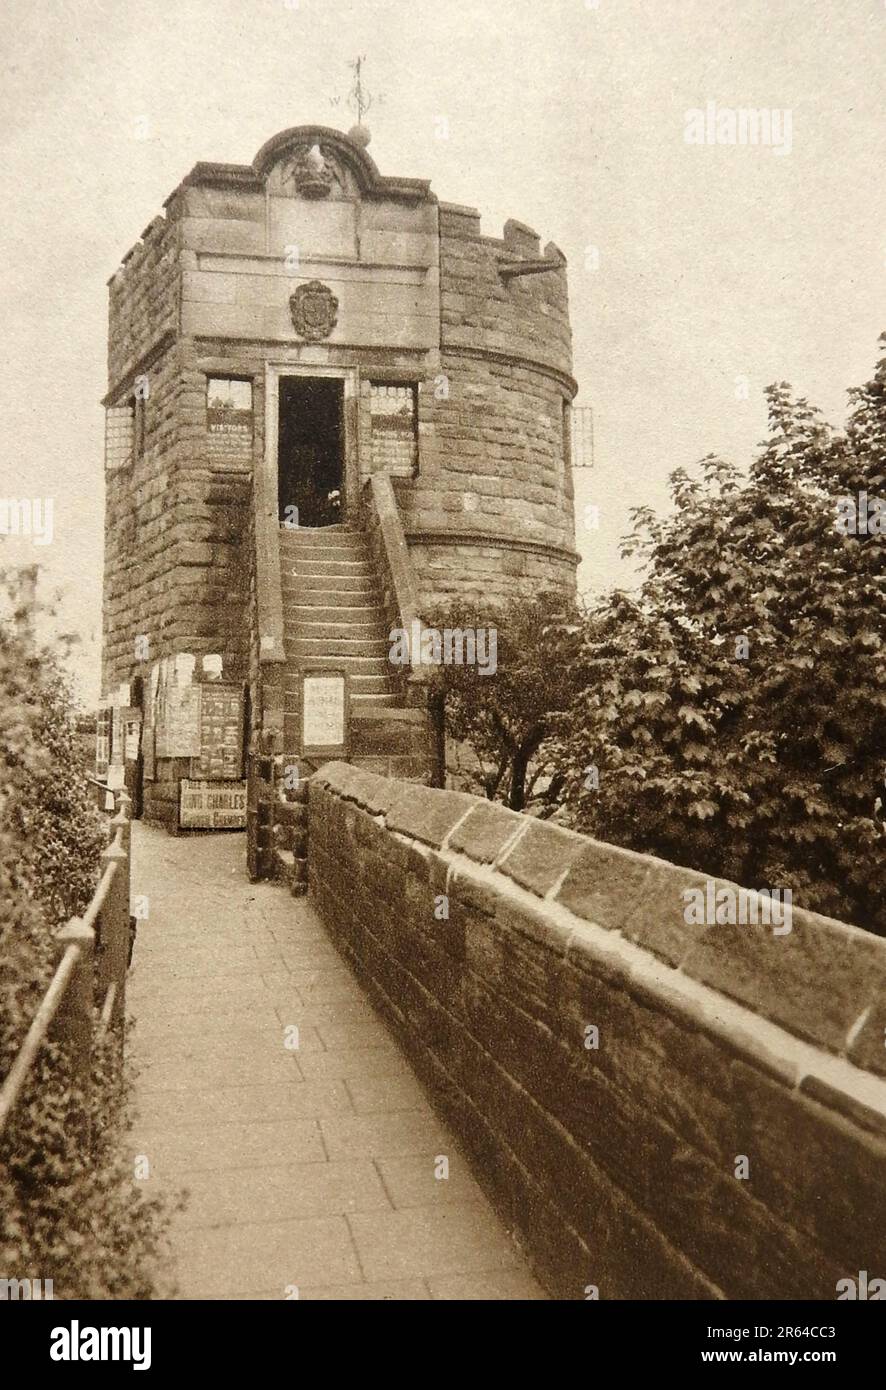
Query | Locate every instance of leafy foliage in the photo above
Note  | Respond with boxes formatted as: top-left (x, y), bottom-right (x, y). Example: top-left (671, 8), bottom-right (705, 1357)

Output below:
top-left (0, 570), bottom-right (174, 1295)
top-left (559, 344), bottom-right (885, 932)
top-left (431, 344), bottom-right (884, 930)
top-left (430, 595), bottom-right (583, 812)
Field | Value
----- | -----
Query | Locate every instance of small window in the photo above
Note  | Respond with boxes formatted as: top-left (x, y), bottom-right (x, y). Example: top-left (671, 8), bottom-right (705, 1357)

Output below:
top-left (207, 378), bottom-right (253, 412)
top-left (207, 377), bottom-right (253, 462)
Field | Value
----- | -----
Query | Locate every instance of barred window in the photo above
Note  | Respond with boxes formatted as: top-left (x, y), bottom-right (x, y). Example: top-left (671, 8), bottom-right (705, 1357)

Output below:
top-left (368, 382), bottom-right (418, 477)
top-left (105, 406), bottom-right (134, 472)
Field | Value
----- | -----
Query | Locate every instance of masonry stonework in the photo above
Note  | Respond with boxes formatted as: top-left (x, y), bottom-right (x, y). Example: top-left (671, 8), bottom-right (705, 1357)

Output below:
top-left (308, 763), bottom-right (886, 1301)
top-left (102, 125), bottom-right (578, 832)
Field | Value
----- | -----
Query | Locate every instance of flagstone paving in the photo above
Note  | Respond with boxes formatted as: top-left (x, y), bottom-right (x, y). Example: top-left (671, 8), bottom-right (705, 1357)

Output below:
top-left (126, 823), bottom-right (546, 1301)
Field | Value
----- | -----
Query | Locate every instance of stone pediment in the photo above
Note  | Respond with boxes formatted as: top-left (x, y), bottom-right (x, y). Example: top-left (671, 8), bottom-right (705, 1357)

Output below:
top-left (269, 138), bottom-right (355, 200)
top-left (172, 126), bottom-right (433, 209)
top-left (255, 126), bottom-right (433, 204)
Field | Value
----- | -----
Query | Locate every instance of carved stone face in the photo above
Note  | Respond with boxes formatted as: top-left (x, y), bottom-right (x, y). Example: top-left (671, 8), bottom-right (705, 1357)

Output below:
top-left (286, 143), bottom-right (343, 198)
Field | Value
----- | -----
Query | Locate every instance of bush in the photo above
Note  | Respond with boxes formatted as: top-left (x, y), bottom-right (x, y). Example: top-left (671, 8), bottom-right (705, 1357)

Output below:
top-left (0, 570), bottom-right (174, 1297)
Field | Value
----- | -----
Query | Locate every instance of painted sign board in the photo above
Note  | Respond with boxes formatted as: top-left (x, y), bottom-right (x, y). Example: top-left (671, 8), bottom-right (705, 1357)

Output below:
top-left (156, 684), bottom-right (201, 759)
top-left (124, 714), bottom-right (142, 762)
top-left (179, 778), bottom-right (247, 830)
top-left (192, 683), bottom-right (244, 781)
top-left (300, 668), bottom-right (349, 758)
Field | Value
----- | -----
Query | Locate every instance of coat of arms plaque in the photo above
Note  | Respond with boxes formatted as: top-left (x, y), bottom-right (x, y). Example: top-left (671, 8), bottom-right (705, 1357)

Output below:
top-left (289, 280), bottom-right (339, 341)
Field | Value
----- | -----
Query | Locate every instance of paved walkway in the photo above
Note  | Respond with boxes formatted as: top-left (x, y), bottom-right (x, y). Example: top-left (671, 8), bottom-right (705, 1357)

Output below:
top-left (127, 824), bottom-right (546, 1300)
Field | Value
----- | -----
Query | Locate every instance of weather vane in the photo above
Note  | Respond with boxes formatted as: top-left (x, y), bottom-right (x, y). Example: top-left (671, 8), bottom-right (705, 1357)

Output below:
top-left (330, 57), bottom-right (379, 141)
top-left (347, 56), bottom-right (372, 125)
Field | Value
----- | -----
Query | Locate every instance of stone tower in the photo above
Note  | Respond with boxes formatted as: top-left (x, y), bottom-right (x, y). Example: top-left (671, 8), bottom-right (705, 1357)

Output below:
top-left (101, 125), bottom-right (577, 841)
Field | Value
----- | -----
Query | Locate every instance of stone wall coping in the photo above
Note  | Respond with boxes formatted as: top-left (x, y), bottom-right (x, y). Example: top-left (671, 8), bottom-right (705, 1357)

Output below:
top-left (363, 472), bottom-right (426, 678)
top-left (438, 200), bottom-right (481, 218)
top-left (311, 762), bottom-right (886, 1100)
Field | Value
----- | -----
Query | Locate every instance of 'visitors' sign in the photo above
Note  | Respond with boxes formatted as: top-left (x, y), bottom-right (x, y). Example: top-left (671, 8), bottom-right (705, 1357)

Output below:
top-left (301, 670), bottom-right (348, 757)
top-left (179, 779), bottom-right (247, 829)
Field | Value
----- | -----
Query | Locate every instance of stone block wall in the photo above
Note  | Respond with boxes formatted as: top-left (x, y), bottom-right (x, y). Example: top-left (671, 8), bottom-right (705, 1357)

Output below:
top-left (103, 127), bottom-right (581, 828)
top-left (107, 213), bottom-right (179, 390)
top-left (105, 214), bottom-right (253, 827)
top-left (400, 202), bottom-right (579, 607)
top-left (307, 763), bottom-right (886, 1301)
top-left (103, 338), bottom-right (181, 694)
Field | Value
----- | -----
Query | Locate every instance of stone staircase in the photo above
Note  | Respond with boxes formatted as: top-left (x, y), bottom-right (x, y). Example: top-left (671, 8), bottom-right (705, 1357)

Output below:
top-left (278, 524), bottom-right (428, 777)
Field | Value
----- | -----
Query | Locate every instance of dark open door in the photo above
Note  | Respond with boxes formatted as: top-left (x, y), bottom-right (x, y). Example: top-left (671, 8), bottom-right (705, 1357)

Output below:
top-left (278, 377), bottom-right (344, 528)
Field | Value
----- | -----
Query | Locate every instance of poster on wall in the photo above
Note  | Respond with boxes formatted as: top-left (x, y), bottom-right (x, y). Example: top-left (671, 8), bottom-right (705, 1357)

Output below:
top-left (156, 683), bottom-right (201, 759)
top-left (191, 683), bottom-right (244, 781)
top-left (123, 712), bottom-right (142, 762)
top-left (179, 778), bottom-right (247, 829)
top-left (142, 726), bottom-right (156, 782)
top-left (301, 669), bottom-right (349, 758)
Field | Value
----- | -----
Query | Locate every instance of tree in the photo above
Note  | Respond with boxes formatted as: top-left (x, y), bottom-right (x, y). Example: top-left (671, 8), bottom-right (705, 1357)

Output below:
top-left (559, 340), bottom-right (885, 933)
top-left (429, 595), bottom-right (583, 813)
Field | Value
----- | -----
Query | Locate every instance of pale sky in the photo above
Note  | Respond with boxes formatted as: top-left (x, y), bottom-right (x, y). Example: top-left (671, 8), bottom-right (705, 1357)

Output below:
top-left (1, 0), bottom-right (884, 703)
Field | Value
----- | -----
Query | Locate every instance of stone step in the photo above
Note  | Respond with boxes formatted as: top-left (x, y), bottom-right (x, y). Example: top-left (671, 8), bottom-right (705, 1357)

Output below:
top-left (289, 637), bottom-right (390, 659)
top-left (278, 530), bottom-right (361, 553)
top-left (284, 619), bottom-right (387, 643)
top-left (285, 658), bottom-right (392, 681)
top-left (288, 559), bottom-right (375, 578)
top-left (350, 705), bottom-right (427, 724)
top-left (279, 524), bottom-right (345, 539)
top-left (285, 603), bottom-right (387, 624)
top-left (280, 544), bottom-right (371, 563)
top-left (283, 575), bottom-right (380, 596)
top-left (350, 692), bottom-right (399, 708)
top-left (284, 671), bottom-right (394, 696)
top-left (279, 527), bottom-right (366, 545)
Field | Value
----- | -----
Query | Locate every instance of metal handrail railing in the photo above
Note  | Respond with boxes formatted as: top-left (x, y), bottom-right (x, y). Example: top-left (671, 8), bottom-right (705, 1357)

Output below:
top-left (0, 788), bottom-right (132, 1142)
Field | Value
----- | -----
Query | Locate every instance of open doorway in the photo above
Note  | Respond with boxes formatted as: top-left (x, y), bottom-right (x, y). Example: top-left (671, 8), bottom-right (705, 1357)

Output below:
top-left (277, 376), bottom-right (344, 527)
